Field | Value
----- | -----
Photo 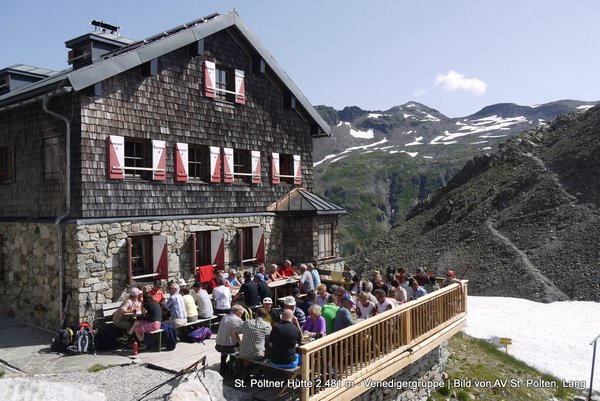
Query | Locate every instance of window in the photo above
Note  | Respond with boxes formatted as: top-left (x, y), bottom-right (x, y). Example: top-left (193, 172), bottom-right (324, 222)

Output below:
top-left (318, 223), bottom-right (334, 259)
top-left (233, 149), bottom-right (252, 183)
top-left (194, 231), bottom-right (212, 267)
top-left (127, 235), bottom-right (168, 285)
top-left (130, 235), bottom-right (153, 278)
top-left (44, 137), bottom-right (61, 180)
top-left (271, 152), bottom-right (301, 185)
top-left (188, 145), bottom-right (210, 181)
top-left (215, 66), bottom-right (233, 101)
top-left (279, 153), bottom-right (294, 184)
top-left (237, 227), bottom-right (265, 267)
top-left (0, 146), bottom-right (14, 184)
top-left (124, 138), bottom-right (150, 179)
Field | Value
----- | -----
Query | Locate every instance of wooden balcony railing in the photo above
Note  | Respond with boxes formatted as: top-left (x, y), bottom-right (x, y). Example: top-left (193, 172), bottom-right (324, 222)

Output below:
top-left (298, 281), bottom-right (468, 401)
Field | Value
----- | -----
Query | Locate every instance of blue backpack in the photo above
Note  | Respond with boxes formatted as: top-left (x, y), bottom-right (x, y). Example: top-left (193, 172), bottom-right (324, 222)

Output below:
top-left (161, 323), bottom-right (178, 351)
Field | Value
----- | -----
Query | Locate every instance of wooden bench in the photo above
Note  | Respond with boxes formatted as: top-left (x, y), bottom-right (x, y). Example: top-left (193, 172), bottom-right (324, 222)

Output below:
top-left (176, 315), bottom-right (219, 333)
top-left (98, 301), bottom-right (122, 325)
top-left (99, 301), bottom-right (164, 352)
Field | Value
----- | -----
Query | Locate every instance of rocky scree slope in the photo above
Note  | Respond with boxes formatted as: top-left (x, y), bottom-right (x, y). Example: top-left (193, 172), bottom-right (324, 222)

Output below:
top-left (350, 106), bottom-right (600, 302)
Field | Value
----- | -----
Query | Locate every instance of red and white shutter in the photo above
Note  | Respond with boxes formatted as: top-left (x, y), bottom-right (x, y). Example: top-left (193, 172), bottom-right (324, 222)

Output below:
top-left (271, 152), bottom-right (280, 184)
top-left (234, 69), bottom-right (246, 104)
top-left (251, 150), bottom-right (261, 184)
top-left (252, 227), bottom-right (265, 264)
top-left (293, 154), bottom-right (302, 186)
top-left (223, 147), bottom-right (234, 183)
top-left (211, 230), bottom-right (225, 269)
top-left (175, 143), bottom-right (189, 182)
top-left (204, 61), bottom-right (216, 98)
top-left (152, 140), bottom-right (166, 181)
top-left (152, 235), bottom-right (168, 280)
top-left (107, 135), bottom-right (124, 180)
top-left (209, 146), bottom-right (221, 183)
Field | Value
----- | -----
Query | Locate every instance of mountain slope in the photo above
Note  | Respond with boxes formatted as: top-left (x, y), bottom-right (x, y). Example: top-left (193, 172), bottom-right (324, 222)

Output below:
top-left (349, 106), bottom-right (600, 302)
top-left (314, 100), bottom-right (597, 257)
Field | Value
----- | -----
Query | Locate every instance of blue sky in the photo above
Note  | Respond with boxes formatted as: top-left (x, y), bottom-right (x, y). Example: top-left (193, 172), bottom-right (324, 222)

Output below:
top-left (1, 0), bottom-right (599, 117)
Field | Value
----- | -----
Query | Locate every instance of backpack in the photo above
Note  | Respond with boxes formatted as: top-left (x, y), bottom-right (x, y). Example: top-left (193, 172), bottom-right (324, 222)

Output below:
top-left (161, 323), bottom-right (178, 351)
top-left (68, 323), bottom-right (95, 354)
top-left (188, 326), bottom-right (212, 342)
top-left (94, 325), bottom-right (117, 352)
top-left (51, 327), bottom-right (75, 353)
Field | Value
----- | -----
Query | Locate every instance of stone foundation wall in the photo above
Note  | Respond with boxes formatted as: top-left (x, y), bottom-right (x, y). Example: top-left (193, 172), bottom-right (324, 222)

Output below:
top-left (354, 342), bottom-right (449, 401)
top-left (0, 222), bottom-right (63, 329)
top-left (68, 215), bottom-right (276, 325)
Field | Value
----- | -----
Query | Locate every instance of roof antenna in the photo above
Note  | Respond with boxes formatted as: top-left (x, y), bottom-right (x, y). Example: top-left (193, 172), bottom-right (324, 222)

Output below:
top-left (91, 20), bottom-right (120, 35)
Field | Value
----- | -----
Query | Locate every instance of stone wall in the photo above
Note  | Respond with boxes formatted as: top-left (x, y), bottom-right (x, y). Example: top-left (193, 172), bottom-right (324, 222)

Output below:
top-left (354, 342), bottom-right (449, 401)
top-left (0, 222), bottom-right (63, 329)
top-left (68, 214), bottom-right (276, 325)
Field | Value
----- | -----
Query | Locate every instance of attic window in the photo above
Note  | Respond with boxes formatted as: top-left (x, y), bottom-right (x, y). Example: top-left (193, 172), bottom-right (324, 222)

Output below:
top-left (67, 46), bottom-right (90, 65)
top-left (141, 59), bottom-right (158, 77)
top-left (215, 66), bottom-right (233, 101)
top-left (0, 77), bottom-right (8, 95)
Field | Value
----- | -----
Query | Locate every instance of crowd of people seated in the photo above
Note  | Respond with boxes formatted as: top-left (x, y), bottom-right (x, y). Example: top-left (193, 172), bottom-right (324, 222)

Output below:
top-left (212, 261), bottom-right (460, 376)
top-left (114, 278), bottom-right (215, 350)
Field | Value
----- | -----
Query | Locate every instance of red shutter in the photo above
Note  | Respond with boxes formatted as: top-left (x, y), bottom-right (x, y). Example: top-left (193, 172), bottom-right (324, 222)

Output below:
top-left (204, 60), bottom-right (216, 98)
top-left (191, 232), bottom-right (197, 269)
top-left (209, 146), bottom-right (221, 183)
top-left (237, 228), bottom-right (244, 267)
top-left (211, 230), bottom-right (225, 269)
top-left (107, 135), bottom-right (124, 180)
top-left (251, 150), bottom-right (261, 184)
top-left (235, 69), bottom-right (246, 104)
top-left (127, 237), bottom-right (133, 286)
top-left (293, 154), bottom-right (302, 186)
top-left (223, 147), bottom-right (234, 183)
top-left (252, 227), bottom-right (265, 264)
top-left (271, 152), bottom-right (280, 184)
top-left (152, 235), bottom-right (168, 280)
top-left (175, 143), bottom-right (189, 182)
top-left (152, 140), bottom-right (166, 180)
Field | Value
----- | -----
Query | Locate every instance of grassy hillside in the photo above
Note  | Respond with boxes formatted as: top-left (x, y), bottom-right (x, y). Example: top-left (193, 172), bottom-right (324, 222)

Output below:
top-left (314, 149), bottom-right (472, 257)
top-left (434, 333), bottom-right (583, 401)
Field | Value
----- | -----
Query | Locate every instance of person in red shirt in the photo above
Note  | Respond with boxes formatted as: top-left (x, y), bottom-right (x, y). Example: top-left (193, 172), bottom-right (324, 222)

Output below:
top-left (149, 280), bottom-right (165, 304)
top-left (278, 260), bottom-right (298, 278)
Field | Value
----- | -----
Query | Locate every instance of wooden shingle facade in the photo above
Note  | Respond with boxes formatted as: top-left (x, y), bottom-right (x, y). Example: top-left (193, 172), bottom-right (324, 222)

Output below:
top-left (0, 12), bottom-right (345, 330)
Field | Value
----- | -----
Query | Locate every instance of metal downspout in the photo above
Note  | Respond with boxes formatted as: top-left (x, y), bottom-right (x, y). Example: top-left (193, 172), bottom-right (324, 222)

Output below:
top-left (42, 94), bottom-right (72, 328)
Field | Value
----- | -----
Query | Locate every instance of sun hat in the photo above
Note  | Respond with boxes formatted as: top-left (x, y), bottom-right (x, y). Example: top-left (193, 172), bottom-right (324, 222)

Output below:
top-left (129, 287), bottom-right (141, 296)
top-left (283, 296), bottom-right (296, 306)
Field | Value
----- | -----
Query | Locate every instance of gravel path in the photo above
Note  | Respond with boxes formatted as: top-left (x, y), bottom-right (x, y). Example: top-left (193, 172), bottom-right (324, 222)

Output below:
top-left (1, 360), bottom-right (252, 401)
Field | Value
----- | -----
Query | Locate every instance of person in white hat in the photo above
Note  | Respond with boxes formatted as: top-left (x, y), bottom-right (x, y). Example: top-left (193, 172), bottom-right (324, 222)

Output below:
top-left (283, 296), bottom-right (305, 331)
top-left (260, 297), bottom-right (280, 326)
top-left (114, 287), bottom-right (143, 338)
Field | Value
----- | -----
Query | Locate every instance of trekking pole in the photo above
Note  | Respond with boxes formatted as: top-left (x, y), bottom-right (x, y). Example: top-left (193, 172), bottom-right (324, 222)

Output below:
top-left (136, 356), bottom-right (206, 401)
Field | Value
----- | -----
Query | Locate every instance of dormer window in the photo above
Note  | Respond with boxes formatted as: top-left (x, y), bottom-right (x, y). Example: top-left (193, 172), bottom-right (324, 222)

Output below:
top-left (203, 61), bottom-right (245, 104)
top-left (215, 66), bottom-right (232, 101)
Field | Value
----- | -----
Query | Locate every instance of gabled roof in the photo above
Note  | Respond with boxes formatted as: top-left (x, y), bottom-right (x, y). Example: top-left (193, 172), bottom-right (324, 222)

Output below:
top-left (268, 188), bottom-right (347, 216)
top-left (0, 11), bottom-right (330, 136)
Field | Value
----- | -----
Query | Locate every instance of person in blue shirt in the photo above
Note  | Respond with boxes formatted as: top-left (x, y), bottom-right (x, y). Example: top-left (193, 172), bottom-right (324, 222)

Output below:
top-left (307, 263), bottom-right (321, 287)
